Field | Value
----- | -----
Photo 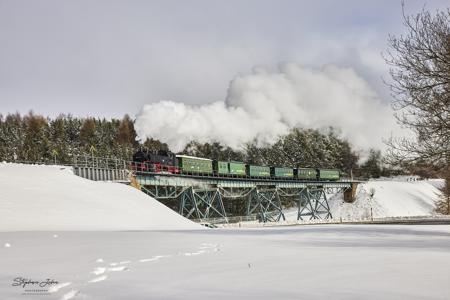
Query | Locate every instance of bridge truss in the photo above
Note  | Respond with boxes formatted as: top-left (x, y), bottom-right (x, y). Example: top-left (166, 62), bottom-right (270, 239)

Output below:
top-left (136, 173), bottom-right (353, 223)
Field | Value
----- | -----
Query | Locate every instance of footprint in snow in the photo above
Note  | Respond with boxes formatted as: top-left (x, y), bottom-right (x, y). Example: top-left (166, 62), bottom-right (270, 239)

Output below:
top-left (183, 252), bottom-right (203, 256)
top-left (139, 255), bottom-right (166, 262)
top-left (89, 275), bottom-right (108, 283)
top-left (91, 267), bottom-right (106, 275)
top-left (108, 266), bottom-right (128, 272)
top-left (139, 257), bottom-right (159, 262)
top-left (183, 243), bottom-right (222, 255)
top-left (95, 258), bottom-right (104, 263)
top-left (60, 289), bottom-right (79, 300)
top-left (198, 243), bottom-right (221, 252)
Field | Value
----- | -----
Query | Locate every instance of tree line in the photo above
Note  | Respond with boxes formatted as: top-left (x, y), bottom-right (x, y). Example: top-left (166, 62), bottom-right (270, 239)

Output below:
top-left (182, 128), bottom-right (393, 179)
top-left (0, 112), bottom-right (389, 179)
top-left (0, 112), bottom-right (138, 163)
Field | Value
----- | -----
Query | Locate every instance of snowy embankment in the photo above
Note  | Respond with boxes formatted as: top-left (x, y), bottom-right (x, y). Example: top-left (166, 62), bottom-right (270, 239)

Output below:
top-left (283, 178), bottom-right (444, 222)
top-left (329, 179), bottom-right (444, 220)
top-left (0, 163), bottom-right (200, 231)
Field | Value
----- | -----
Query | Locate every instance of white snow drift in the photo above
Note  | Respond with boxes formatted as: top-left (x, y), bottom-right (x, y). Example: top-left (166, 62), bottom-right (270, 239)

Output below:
top-left (0, 163), bottom-right (200, 231)
top-left (329, 179), bottom-right (443, 220)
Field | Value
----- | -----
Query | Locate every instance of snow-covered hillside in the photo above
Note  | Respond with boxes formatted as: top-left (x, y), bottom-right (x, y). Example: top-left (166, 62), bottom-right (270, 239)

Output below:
top-left (0, 163), bottom-right (200, 231)
top-left (283, 178), bottom-right (444, 221)
top-left (328, 179), bottom-right (443, 220)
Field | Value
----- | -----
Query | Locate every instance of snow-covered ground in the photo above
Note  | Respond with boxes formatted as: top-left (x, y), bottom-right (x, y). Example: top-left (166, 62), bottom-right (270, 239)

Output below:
top-left (1, 163), bottom-right (449, 299)
top-left (0, 163), bottom-right (199, 230)
top-left (1, 226), bottom-right (450, 300)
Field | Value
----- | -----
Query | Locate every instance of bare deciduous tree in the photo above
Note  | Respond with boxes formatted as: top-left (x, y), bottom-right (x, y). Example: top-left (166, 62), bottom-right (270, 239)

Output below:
top-left (384, 4), bottom-right (450, 169)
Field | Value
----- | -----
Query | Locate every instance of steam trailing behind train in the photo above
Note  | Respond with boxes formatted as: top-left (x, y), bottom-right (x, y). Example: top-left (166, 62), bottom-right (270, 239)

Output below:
top-left (132, 150), bottom-right (340, 181)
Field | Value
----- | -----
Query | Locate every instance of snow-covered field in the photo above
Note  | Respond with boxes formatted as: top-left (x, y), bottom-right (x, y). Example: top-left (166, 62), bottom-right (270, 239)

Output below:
top-left (2, 226), bottom-right (450, 300)
top-left (1, 163), bottom-right (449, 299)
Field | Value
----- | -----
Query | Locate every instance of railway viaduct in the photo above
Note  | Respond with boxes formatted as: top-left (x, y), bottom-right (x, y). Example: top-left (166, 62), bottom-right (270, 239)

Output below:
top-left (72, 156), bottom-right (359, 224)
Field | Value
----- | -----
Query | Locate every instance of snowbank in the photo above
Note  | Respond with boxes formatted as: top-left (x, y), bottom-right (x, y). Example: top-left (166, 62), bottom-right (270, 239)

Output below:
top-left (329, 179), bottom-right (443, 220)
top-left (0, 163), bottom-right (200, 231)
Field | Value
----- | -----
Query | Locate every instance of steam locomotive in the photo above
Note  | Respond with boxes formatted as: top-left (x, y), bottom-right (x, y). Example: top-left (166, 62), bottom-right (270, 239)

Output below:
top-left (132, 150), bottom-right (180, 174)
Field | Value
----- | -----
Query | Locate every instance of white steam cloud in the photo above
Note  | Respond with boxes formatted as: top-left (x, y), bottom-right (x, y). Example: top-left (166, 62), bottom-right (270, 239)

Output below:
top-left (135, 63), bottom-right (399, 152)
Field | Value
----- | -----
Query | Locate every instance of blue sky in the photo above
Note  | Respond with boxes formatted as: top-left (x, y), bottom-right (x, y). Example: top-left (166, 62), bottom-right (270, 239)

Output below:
top-left (0, 0), bottom-right (448, 118)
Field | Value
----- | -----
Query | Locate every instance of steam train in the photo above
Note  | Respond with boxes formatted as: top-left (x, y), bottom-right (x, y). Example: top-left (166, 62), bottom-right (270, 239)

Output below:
top-left (132, 150), bottom-right (340, 181)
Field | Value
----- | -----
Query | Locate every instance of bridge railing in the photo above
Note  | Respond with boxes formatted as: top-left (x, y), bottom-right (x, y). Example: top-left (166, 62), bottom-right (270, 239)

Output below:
top-left (72, 155), bottom-right (129, 170)
top-left (1, 155), bottom-right (131, 170)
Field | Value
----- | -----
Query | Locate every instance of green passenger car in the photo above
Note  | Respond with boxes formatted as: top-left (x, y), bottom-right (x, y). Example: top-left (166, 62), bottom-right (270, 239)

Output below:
top-left (247, 165), bottom-right (271, 177)
top-left (273, 167), bottom-right (294, 178)
top-left (229, 162), bottom-right (246, 176)
top-left (318, 169), bottom-right (340, 181)
top-left (297, 168), bottom-right (317, 180)
top-left (214, 161), bottom-right (229, 175)
top-left (176, 155), bottom-right (213, 174)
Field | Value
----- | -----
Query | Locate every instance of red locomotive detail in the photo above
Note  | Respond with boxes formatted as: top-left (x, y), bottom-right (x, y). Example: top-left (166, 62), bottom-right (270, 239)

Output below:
top-left (131, 150), bottom-right (180, 174)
